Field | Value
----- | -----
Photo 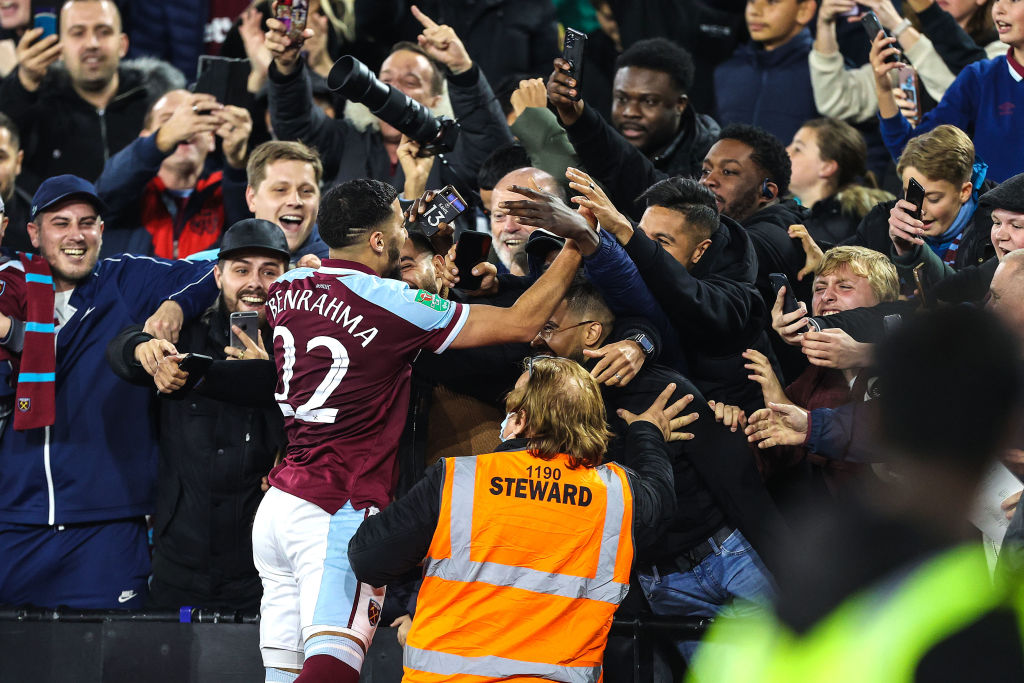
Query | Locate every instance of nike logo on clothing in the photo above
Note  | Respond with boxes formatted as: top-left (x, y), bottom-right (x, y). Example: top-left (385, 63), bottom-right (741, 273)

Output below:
top-left (117, 590), bottom-right (137, 604)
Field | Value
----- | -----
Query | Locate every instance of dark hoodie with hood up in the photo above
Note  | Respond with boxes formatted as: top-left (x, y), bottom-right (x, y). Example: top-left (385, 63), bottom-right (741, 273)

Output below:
top-left (622, 213), bottom-right (778, 415)
top-left (563, 100), bottom-right (720, 218)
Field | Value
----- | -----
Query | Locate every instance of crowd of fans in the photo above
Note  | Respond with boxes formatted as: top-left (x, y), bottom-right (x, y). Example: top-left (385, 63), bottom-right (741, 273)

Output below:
top-left (1, 0), bottom-right (1024, 680)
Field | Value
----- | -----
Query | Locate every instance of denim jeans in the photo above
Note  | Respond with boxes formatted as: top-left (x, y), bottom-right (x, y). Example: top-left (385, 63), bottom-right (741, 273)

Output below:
top-left (636, 528), bottom-right (776, 662)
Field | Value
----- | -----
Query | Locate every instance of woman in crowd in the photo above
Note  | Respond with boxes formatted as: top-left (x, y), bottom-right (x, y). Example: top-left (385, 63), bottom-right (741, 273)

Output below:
top-left (787, 117), bottom-right (894, 244)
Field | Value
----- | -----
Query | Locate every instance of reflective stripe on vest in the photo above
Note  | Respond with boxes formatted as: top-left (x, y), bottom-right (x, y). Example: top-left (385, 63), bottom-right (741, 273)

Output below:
top-left (404, 646), bottom-right (602, 683)
top-left (405, 451), bottom-right (634, 682)
top-left (422, 455), bottom-right (630, 605)
top-left (688, 544), bottom-right (1007, 683)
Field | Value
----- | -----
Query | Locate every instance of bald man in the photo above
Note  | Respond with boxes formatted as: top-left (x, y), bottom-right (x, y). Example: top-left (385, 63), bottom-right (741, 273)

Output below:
top-left (489, 167), bottom-right (564, 275)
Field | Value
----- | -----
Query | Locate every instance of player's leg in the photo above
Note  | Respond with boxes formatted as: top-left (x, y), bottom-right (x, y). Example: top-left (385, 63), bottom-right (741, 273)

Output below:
top-left (294, 503), bottom-right (387, 683)
top-left (253, 488), bottom-right (305, 682)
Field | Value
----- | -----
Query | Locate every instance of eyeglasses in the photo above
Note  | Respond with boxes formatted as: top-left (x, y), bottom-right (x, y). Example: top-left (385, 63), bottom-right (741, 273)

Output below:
top-left (538, 320), bottom-right (598, 341)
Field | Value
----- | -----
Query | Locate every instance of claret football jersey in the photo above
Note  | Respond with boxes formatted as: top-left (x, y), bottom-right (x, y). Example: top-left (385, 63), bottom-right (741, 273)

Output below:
top-left (265, 259), bottom-right (468, 513)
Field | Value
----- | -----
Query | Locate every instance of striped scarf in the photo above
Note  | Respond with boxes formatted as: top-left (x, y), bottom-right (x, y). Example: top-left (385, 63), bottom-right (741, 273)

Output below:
top-left (14, 253), bottom-right (56, 430)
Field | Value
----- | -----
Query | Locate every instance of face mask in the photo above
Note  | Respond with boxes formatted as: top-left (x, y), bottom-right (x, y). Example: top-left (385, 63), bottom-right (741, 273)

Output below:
top-left (499, 412), bottom-right (515, 442)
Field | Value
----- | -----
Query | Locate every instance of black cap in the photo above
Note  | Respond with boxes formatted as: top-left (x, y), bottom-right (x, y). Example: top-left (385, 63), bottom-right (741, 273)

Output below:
top-left (525, 228), bottom-right (565, 260)
top-left (980, 173), bottom-right (1024, 214)
top-left (30, 174), bottom-right (107, 221)
top-left (218, 218), bottom-right (291, 261)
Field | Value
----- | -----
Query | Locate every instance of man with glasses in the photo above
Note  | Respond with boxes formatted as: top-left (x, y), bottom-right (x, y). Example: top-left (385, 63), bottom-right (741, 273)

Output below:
top-left (349, 355), bottom-right (691, 682)
top-left (532, 278), bottom-right (784, 664)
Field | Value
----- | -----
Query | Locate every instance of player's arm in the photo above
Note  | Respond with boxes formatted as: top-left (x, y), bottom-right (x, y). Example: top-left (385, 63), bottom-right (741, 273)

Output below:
top-left (448, 241), bottom-right (582, 349)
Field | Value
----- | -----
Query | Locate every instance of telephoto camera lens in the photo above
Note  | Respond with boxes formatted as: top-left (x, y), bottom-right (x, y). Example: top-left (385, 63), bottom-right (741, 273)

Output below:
top-left (328, 56), bottom-right (459, 154)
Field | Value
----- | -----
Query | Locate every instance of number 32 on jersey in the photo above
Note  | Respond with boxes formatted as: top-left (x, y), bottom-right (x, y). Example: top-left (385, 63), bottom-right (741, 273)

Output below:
top-left (273, 325), bottom-right (349, 424)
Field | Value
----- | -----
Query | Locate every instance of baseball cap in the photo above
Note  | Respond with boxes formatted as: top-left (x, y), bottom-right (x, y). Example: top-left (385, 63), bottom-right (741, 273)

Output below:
top-left (979, 173), bottom-right (1024, 214)
top-left (219, 218), bottom-right (291, 261)
top-left (30, 174), bottom-right (107, 221)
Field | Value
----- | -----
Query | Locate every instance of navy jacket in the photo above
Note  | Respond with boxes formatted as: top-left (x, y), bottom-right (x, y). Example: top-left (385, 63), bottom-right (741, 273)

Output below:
top-left (713, 30), bottom-right (817, 145)
top-left (0, 255), bottom-right (218, 525)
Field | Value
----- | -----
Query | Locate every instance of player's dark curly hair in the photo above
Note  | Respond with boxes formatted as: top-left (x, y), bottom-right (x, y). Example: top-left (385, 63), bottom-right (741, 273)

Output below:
top-left (638, 177), bottom-right (720, 240)
top-left (318, 179), bottom-right (399, 249)
top-left (718, 124), bottom-right (792, 198)
top-left (615, 38), bottom-right (695, 95)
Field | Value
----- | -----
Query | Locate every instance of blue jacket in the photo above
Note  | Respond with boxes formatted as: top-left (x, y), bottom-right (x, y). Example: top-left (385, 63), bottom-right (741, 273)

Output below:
top-left (0, 255), bottom-right (218, 525)
top-left (879, 53), bottom-right (1024, 183)
top-left (713, 29), bottom-right (817, 144)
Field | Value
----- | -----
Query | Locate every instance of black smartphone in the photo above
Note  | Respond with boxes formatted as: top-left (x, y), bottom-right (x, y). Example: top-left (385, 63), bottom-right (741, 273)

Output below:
top-left (905, 177), bottom-right (925, 222)
top-left (177, 353), bottom-right (214, 392)
top-left (861, 11), bottom-right (900, 63)
top-left (32, 4), bottom-right (56, 39)
top-left (194, 55), bottom-right (250, 107)
top-left (453, 231), bottom-right (493, 291)
top-left (561, 28), bottom-right (587, 102)
top-left (417, 185), bottom-right (467, 237)
top-left (768, 272), bottom-right (801, 315)
top-left (229, 310), bottom-right (260, 350)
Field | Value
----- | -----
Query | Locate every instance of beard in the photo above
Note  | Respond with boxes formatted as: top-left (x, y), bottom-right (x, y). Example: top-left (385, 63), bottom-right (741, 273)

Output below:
top-left (383, 241), bottom-right (402, 281)
top-left (723, 183), bottom-right (764, 224)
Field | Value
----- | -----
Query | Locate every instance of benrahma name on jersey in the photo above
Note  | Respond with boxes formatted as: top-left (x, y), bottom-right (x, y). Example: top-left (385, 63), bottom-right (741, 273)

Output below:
top-left (266, 286), bottom-right (379, 347)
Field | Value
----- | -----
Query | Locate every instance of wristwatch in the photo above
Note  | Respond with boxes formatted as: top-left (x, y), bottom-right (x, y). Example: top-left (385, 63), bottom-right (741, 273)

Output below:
top-left (629, 333), bottom-right (655, 357)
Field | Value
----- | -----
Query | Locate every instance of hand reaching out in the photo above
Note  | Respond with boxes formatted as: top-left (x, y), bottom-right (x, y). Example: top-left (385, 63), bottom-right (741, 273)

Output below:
top-left (617, 383), bottom-right (699, 442)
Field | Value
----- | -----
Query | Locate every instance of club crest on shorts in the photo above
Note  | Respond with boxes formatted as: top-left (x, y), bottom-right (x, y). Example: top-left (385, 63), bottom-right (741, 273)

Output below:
top-left (17, 397), bottom-right (30, 412)
top-left (367, 599), bottom-right (381, 627)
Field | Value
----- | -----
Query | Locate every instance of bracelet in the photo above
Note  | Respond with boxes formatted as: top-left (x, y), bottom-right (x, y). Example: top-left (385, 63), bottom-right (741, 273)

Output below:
top-left (892, 17), bottom-right (913, 39)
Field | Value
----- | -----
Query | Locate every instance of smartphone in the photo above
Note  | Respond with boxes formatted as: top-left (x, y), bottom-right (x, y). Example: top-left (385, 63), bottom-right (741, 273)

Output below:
top-left (861, 11), bottom-right (900, 63)
top-left (194, 55), bottom-right (250, 107)
top-left (275, 0), bottom-right (308, 40)
top-left (229, 310), bottom-right (260, 350)
top-left (561, 28), bottom-right (587, 102)
top-left (176, 353), bottom-right (214, 393)
top-left (895, 64), bottom-right (919, 121)
top-left (905, 177), bottom-right (925, 222)
top-left (32, 5), bottom-right (56, 39)
top-left (416, 185), bottom-right (467, 237)
top-left (882, 314), bottom-right (902, 334)
top-left (913, 262), bottom-right (933, 309)
top-left (453, 231), bottom-right (493, 291)
top-left (768, 272), bottom-right (801, 316)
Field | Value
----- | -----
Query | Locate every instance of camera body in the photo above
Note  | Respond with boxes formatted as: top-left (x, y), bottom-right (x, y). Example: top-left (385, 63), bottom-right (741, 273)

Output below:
top-left (328, 56), bottom-right (461, 155)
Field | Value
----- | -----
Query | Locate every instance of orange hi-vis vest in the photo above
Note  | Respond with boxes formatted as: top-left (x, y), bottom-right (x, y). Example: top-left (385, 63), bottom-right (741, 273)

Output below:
top-left (404, 449), bottom-right (635, 683)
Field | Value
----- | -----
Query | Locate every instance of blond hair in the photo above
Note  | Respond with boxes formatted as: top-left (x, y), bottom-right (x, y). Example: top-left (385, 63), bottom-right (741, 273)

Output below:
top-left (505, 357), bottom-right (613, 468)
top-left (896, 125), bottom-right (974, 187)
top-left (817, 246), bottom-right (899, 303)
top-left (246, 141), bottom-right (324, 191)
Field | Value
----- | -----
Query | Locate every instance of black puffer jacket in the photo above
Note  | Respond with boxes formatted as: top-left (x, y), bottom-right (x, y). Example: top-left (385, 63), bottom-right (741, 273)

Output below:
top-left (0, 58), bottom-right (183, 193)
top-left (106, 305), bottom-right (285, 611)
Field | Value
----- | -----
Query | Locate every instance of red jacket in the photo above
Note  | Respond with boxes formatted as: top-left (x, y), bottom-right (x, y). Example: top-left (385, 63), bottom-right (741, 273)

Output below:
top-left (141, 172), bottom-right (225, 259)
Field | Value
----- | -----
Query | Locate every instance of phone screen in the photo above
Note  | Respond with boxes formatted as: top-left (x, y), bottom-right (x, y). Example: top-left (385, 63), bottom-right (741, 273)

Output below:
top-left (453, 231), bottom-right (493, 291)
